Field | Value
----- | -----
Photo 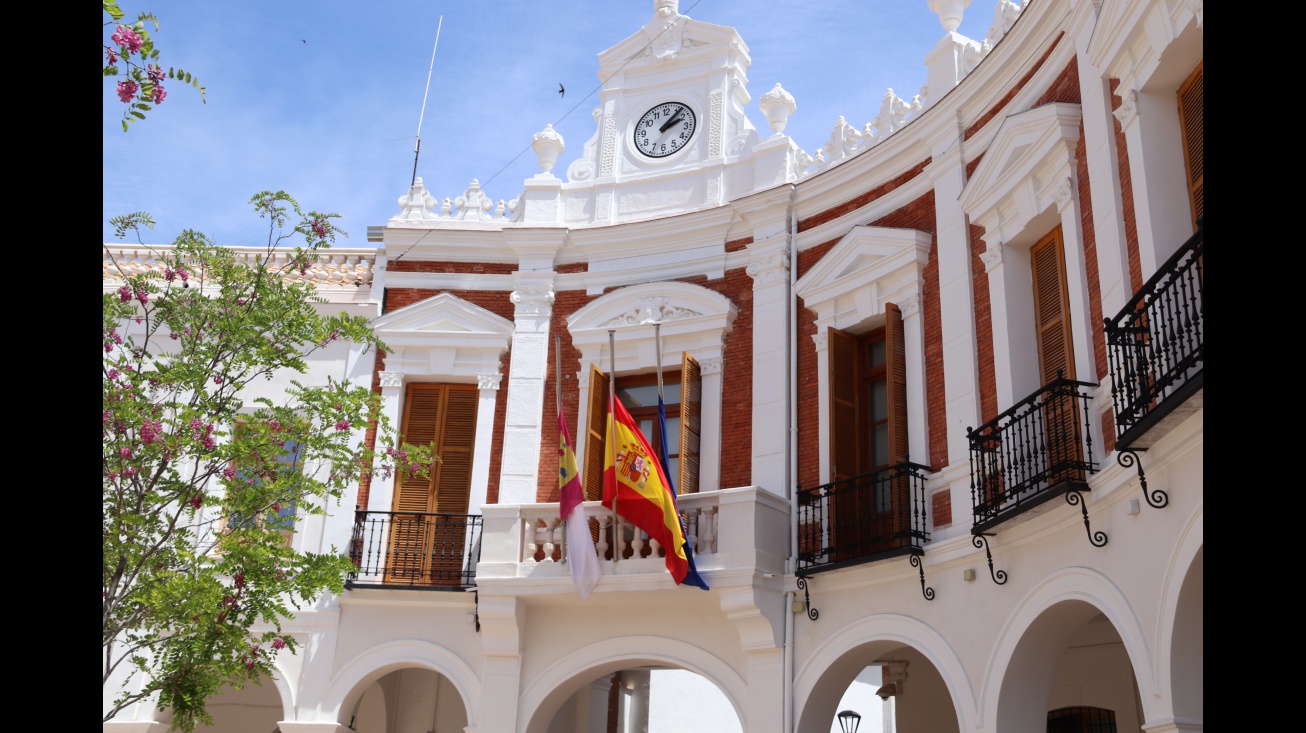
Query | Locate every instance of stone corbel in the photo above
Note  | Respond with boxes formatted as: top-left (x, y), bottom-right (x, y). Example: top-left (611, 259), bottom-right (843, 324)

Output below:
top-left (899, 294), bottom-right (921, 319)
top-left (1053, 176), bottom-right (1076, 214)
top-left (509, 287), bottom-right (555, 315)
top-left (477, 374), bottom-right (503, 391)
top-left (379, 371), bottom-right (403, 389)
top-left (980, 242), bottom-right (1004, 272)
top-left (1112, 88), bottom-right (1138, 129)
top-left (745, 250), bottom-right (791, 285)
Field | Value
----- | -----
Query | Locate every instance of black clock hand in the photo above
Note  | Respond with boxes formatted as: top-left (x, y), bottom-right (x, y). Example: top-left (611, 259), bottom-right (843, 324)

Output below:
top-left (659, 110), bottom-right (684, 134)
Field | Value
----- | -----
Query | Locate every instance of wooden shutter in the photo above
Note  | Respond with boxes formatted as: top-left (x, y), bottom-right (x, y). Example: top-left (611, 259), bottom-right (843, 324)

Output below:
top-left (678, 353), bottom-right (701, 495)
top-left (1031, 228), bottom-right (1075, 383)
top-left (828, 327), bottom-right (859, 481)
top-left (583, 364), bottom-right (609, 502)
top-left (388, 384), bottom-right (477, 586)
top-left (1177, 61), bottom-right (1203, 229)
top-left (1030, 231), bottom-right (1084, 486)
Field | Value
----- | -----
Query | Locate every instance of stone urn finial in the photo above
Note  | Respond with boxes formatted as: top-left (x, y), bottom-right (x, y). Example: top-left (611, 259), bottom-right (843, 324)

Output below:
top-left (758, 83), bottom-right (797, 136)
top-left (532, 124), bottom-right (566, 174)
top-left (655, 0), bottom-right (680, 18)
top-left (928, 0), bottom-right (972, 33)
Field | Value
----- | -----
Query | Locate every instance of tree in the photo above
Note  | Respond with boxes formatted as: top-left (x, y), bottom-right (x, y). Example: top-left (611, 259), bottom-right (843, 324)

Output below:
top-left (103, 1), bottom-right (206, 131)
top-left (102, 192), bottom-right (435, 732)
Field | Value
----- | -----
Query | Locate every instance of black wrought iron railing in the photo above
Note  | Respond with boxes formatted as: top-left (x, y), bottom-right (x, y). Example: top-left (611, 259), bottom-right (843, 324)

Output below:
top-left (1104, 220), bottom-right (1203, 450)
top-left (346, 509), bottom-right (482, 589)
top-left (796, 461), bottom-right (931, 575)
top-left (969, 375), bottom-right (1098, 533)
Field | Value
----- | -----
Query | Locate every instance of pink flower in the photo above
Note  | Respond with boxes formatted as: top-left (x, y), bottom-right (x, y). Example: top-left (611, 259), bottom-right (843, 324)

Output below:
top-left (111, 25), bottom-right (143, 54)
top-left (334, 419), bottom-right (350, 431)
top-left (333, 403), bottom-right (342, 411)
top-left (105, 47), bottom-right (119, 66)
top-left (123, 467), bottom-right (138, 477)
top-left (270, 503), bottom-right (281, 514)
top-left (237, 298), bottom-right (246, 305)
top-left (107, 471), bottom-right (119, 481)
top-left (190, 496), bottom-right (203, 509)
top-left (152, 85), bottom-right (167, 104)
top-left (147, 64), bottom-right (165, 83)
top-left (135, 317), bottom-right (143, 324)
top-left (164, 267), bottom-right (175, 281)
top-left (271, 638), bottom-right (286, 650)
top-left (203, 435), bottom-right (216, 450)
top-left (177, 266), bottom-right (190, 282)
top-left (223, 466), bottom-right (236, 478)
top-left (103, 410), bottom-right (112, 425)
top-left (213, 376), bottom-right (224, 385)
top-left (107, 369), bottom-right (120, 381)
top-left (119, 447), bottom-right (133, 458)
top-left (118, 285), bottom-right (132, 303)
top-left (311, 219), bottom-right (328, 239)
top-left (136, 289), bottom-right (149, 303)
top-left (116, 80), bottom-right (138, 103)
top-left (233, 572), bottom-right (246, 589)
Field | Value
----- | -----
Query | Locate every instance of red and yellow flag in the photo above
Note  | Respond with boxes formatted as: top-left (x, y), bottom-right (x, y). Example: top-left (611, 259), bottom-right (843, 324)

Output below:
top-left (601, 394), bottom-right (691, 584)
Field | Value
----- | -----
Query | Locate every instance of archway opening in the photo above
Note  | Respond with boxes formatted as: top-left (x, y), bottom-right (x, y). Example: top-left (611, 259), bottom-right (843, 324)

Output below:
top-left (799, 643), bottom-right (958, 733)
top-left (347, 667), bottom-right (467, 733)
top-left (543, 666), bottom-right (742, 733)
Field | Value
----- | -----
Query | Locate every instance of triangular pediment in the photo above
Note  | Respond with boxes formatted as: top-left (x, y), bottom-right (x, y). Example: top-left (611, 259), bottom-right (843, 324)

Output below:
top-left (960, 102), bottom-right (1082, 222)
top-left (794, 226), bottom-right (932, 312)
top-left (568, 281), bottom-right (735, 333)
top-left (372, 291), bottom-right (513, 339)
top-left (598, 11), bottom-right (744, 71)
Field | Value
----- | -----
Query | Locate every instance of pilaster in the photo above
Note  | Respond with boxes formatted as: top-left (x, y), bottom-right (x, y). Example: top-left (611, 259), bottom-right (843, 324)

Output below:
top-left (745, 237), bottom-right (791, 497)
top-left (497, 275), bottom-right (556, 504)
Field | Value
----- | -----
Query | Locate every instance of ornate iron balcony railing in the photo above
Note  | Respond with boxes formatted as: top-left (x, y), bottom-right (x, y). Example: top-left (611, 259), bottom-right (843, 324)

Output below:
top-left (1104, 220), bottom-right (1204, 450)
top-left (796, 461), bottom-right (931, 576)
top-left (968, 375), bottom-right (1098, 534)
top-left (346, 509), bottom-right (482, 590)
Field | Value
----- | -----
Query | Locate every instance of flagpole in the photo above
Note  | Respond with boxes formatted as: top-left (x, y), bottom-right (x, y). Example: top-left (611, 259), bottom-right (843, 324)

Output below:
top-left (555, 335), bottom-right (565, 565)
top-left (608, 329), bottom-right (619, 563)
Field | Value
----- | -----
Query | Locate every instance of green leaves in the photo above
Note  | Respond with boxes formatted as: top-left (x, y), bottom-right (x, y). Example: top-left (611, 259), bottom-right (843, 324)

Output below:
top-left (103, 194), bottom-right (432, 731)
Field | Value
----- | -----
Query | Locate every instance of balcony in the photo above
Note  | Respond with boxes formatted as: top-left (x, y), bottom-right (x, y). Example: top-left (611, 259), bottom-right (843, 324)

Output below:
top-left (969, 375), bottom-right (1099, 535)
top-left (1104, 220), bottom-right (1204, 451)
top-left (346, 510), bottom-right (483, 590)
top-left (795, 462), bottom-right (932, 576)
top-left (344, 488), bottom-right (790, 592)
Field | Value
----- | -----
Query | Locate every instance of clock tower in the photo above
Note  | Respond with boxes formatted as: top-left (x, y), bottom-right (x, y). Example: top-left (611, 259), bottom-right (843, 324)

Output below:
top-left (558, 0), bottom-right (786, 224)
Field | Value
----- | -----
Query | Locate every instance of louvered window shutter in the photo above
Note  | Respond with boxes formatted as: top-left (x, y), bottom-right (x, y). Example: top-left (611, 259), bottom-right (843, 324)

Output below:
top-left (433, 387), bottom-right (477, 514)
top-left (828, 327), bottom-right (859, 481)
top-left (679, 353), bottom-right (701, 495)
top-left (583, 364), bottom-right (609, 502)
top-left (1031, 228), bottom-right (1076, 383)
top-left (1177, 61), bottom-right (1203, 229)
top-left (394, 385), bottom-right (446, 514)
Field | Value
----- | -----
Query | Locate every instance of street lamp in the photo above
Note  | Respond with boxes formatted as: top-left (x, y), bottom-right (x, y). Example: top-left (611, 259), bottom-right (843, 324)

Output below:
top-left (837, 709), bottom-right (861, 733)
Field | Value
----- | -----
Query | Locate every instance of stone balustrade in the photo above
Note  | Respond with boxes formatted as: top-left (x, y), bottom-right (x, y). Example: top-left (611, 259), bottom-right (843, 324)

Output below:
top-left (102, 244), bottom-right (378, 291)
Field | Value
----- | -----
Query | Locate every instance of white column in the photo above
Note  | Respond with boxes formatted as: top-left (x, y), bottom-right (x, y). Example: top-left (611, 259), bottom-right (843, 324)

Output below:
top-left (476, 595), bottom-right (524, 733)
top-left (812, 329), bottom-right (831, 484)
top-left (745, 238), bottom-right (791, 497)
top-left (1073, 20), bottom-right (1133, 319)
top-left (926, 142), bottom-right (982, 465)
top-left (497, 277), bottom-right (555, 504)
top-left (899, 295), bottom-right (928, 463)
top-left (1115, 86), bottom-right (1193, 275)
top-left (1054, 177), bottom-right (1098, 384)
top-left (743, 649), bottom-right (785, 733)
top-left (982, 239), bottom-right (1039, 409)
top-left (367, 371), bottom-right (405, 514)
top-left (469, 374), bottom-right (502, 514)
top-left (698, 356), bottom-right (724, 492)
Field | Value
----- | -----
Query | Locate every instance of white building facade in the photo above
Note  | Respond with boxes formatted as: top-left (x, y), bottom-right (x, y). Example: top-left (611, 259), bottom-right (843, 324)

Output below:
top-left (104, 0), bottom-right (1203, 731)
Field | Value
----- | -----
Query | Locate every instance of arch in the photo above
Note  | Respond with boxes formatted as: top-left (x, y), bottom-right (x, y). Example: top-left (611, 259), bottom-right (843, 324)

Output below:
top-left (1156, 504), bottom-right (1203, 724)
top-left (318, 639), bottom-right (479, 727)
top-left (793, 613), bottom-right (976, 733)
top-left (984, 567), bottom-right (1155, 731)
top-left (518, 635), bottom-right (747, 733)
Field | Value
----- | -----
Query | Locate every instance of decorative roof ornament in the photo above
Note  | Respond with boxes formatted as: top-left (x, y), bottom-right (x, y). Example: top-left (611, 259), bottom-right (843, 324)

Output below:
top-left (532, 124), bottom-right (566, 174)
top-left (392, 177), bottom-right (438, 222)
top-left (649, 0), bottom-right (687, 61)
top-left (928, 0), bottom-right (973, 33)
top-left (759, 83), bottom-right (797, 136)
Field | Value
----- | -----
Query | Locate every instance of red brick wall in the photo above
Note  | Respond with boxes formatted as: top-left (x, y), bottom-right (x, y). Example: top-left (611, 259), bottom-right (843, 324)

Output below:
top-left (971, 223), bottom-right (998, 425)
top-left (932, 489), bottom-right (952, 529)
top-left (724, 236), bottom-right (753, 253)
top-left (535, 288), bottom-right (599, 503)
top-left (797, 159), bottom-right (931, 233)
top-left (1109, 78), bottom-right (1143, 293)
top-left (965, 32), bottom-right (1066, 140)
top-left (386, 260), bottom-right (517, 275)
top-left (1035, 58), bottom-right (1081, 106)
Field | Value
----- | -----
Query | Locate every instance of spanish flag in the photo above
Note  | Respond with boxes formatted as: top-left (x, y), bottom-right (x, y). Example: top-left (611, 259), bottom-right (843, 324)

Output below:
top-left (601, 394), bottom-right (697, 586)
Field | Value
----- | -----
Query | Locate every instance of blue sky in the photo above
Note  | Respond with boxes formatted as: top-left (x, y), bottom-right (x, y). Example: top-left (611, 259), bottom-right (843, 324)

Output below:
top-left (103, 0), bottom-right (997, 249)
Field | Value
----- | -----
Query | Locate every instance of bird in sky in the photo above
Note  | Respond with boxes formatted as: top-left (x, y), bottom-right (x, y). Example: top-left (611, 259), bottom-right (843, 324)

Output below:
top-left (558, 84), bottom-right (565, 98)
top-left (301, 39), bottom-right (307, 44)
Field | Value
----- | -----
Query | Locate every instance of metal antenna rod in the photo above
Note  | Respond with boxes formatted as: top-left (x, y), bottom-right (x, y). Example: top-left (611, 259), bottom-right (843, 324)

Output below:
top-left (411, 15), bottom-right (443, 187)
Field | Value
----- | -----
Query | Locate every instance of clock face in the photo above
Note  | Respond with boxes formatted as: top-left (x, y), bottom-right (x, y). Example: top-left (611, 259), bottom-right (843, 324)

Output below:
top-left (633, 102), bottom-right (696, 158)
